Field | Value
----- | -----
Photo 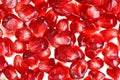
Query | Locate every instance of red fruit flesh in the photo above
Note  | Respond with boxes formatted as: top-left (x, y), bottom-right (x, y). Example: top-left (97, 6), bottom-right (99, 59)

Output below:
top-left (88, 57), bottom-right (104, 70)
top-left (28, 37), bottom-right (49, 54)
top-left (70, 59), bottom-right (88, 79)
top-left (15, 27), bottom-right (33, 42)
top-left (48, 63), bottom-right (69, 80)
top-left (2, 65), bottom-right (19, 80)
top-left (2, 13), bottom-right (23, 31)
top-left (0, 56), bottom-right (8, 71)
top-left (102, 42), bottom-right (118, 59)
top-left (55, 45), bottom-right (84, 62)
top-left (38, 58), bottom-right (55, 73)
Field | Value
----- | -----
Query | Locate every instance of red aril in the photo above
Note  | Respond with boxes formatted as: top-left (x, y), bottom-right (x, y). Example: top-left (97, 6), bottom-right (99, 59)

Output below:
top-left (107, 67), bottom-right (120, 80)
top-left (88, 70), bottom-right (105, 80)
top-left (55, 45), bottom-right (84, 62)
top-left (104, 57), bottom-right (120, 68)
top-left (15, 27), bottom-right (33, 42)
top-left (48, 62), bottom-right (69, 80)
top-left (38, 58), bottom-right (55, 73)
top-left (70, 20), bottom-right (85, 33)
top-left (2, 13), bottom-right (23, 31)
top-left (14, 55), bottom-right (29, 74)
top-left (102, 42), bottom-right (118, 59)
top-left (96, 14), bottom-right (117, 29)
top-left (70, 59), bottom-right (88, 79)
top-left (29, 17), bottom-right (48, 37)
top-left (35, 2), bottom-right (48, 17)
top-left (2, 65), bottom-right (19, 80)
top-left (37, 48), bottom-right (51, 60)
top-left (28, 37), bottom-right (49, 54)
top-left (45, 9), bottom-right (58, 27)
top-left (2, 0), bottom-right (18, 8)
top-left (0, 56), bottom-right (8, 71)
top-left (100, 29), bottom-right (118, 42)
top-left (15, 4), bottom-right (38, 21)
top-left (51, 31), bottom-right (76, 47)
top-left (22, 50), bottom-right (38, 67)
top-left (56, 19), bottom-right (69, 32)
top-left (13, 40), bottom-right (26, 53)
top-left (20, 69), bottom-right (44, 80)
top-left (88, 57), bottom-right (104, 71)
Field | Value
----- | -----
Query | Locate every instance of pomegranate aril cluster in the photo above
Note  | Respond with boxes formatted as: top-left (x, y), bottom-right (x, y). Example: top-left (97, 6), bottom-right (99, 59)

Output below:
top-left (0, 0), bottom-right (120, 80)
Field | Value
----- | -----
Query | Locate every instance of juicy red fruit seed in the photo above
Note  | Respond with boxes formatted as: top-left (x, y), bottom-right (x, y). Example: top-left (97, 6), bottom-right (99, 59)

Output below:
top-left (56, 19), bottom-right (69, 32)
top-left (15, 27), bottom-right (33, 42)
top-left (55, 45), bottom-right (84, 62)
top-left (16, 4), bottom-right (38, 21)
top-left (0, 56), bottom-right (8, 71)
top-left (96, 14), bottom-right (117, 28)
top-left (2, 13), bottom-right (23, 31)
top-left (2, 65), bottom-right (19, 80)
top-left (28, 37), bottom-right (49, 54)
top-left (70, 20), bottom-right (85, 33)
top-left (29, 17), bottom-right (48, 37)
top-left (88, 70), bottom-right (105, 80)
top-left (88, 57), bottom-right (104, 70)
top-left (102, 42), bottom-right (119, 59)
top-left (38, 58), bottom-right (55, 73)
top-left (87, 33), bottom-right (104, 50)
top-left (70, 59), bottom-right (88, 79)
top-left (2, 0), bottom-right (18, 8)
top-left (13, 40), bottom-right (26, 53)
top-left (22, 50), bottom-right (38, 67)
top-left (14, 55), bottom-right (29, 74)
top-left (51, 31), bottom-right (76, 47)
top-left (48, 63), bottom-right (69, 80)
top-left (45, 9), bottom-right (58, 27)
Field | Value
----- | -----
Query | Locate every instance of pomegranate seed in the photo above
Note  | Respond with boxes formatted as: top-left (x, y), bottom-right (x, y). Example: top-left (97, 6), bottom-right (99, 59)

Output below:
top-left (15, 27), bottom-right (33, 42)
top-left (103, 0), bottom-right (120, 14)
top-left (2, 65), bottom-right (19, 80)
top-left (29, 17), bottom-right (48, 37)
top-left (107, 67), bottom-right (120, 80)
top-left (85, 46), bottom-right (98, 59)
top-left (51, 31), bottom-right (76, 47)
top-left (55, 45), bottom-right (84, 62)
top-left (70, 59), bottom-right (88, 79)
top-left (2, 13), bottom-right (23, 31)
top-left (80, 4), bottom-right (102, 21)
top-left (35, 2), bottom-right (48, 17)
top-left (0, 4), bottom-right (12, 20)
top-left (28, 37), bottom-right (49, 54)
top-left (104, 57), bottom-right (120, 68)
top-left (37, 48), bottom-right (51, 60)
top-left (13, 40), bottom-right (26, 53)
top-left (0, 56), bottom-right (8, 71)
top-left (102, 42), bottom-right (118, 59)
top-left (96, 14), bottom-right (117, 28)
top-left (22, 50), bottom-right (38, 67)
top-left (88, 57), bottom-right (104, 71)
top-left (70, 20), bottom-right (85, 33)
top-left (100, 29), bottom-right (118, 42)
top-left (45, 9), bottom-right (58, 27)
top-left (88, 70), bottom-right (105, 80)
top-left (87, 33), bottom-right (104, 50)
top-left (14, 55), bottom-right (29, 74)
top-left (20, 69), bottom-right (44, 80)
top-left (16, 4), bottom-right (38, 21)
top-left (38, 58), bottom-right (55, 73)
top-left (48, 62), bottom-right (69, 80)
top-left (2, 0), bottom-right (18, 8)
top-left (56, 19), bottom-right (69, 32)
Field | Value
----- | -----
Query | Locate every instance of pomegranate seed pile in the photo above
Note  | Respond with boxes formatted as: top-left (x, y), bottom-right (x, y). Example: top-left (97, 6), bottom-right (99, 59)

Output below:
top-left (0, 0), bottom-right (120, 80)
